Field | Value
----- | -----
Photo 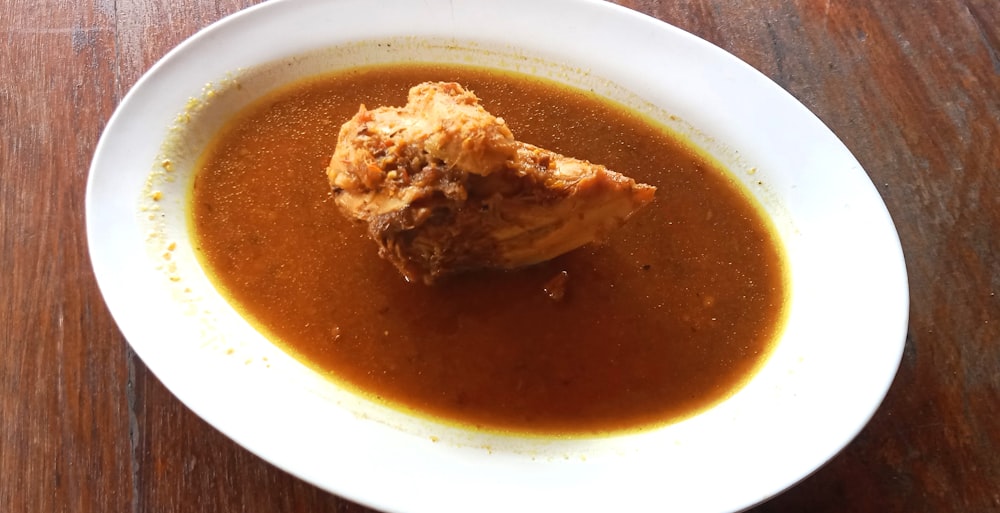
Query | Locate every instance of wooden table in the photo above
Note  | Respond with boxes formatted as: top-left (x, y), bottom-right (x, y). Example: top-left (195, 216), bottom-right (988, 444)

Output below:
top-left (3, 0), bottom-right (997, 511)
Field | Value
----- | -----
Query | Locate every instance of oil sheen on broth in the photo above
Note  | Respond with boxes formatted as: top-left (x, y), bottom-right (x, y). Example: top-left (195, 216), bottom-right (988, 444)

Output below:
top-left (190, 64), bottom-right (788, 435)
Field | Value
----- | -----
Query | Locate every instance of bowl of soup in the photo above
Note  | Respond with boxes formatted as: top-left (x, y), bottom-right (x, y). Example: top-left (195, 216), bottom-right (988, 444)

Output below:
top-left (87, 0), bottom-right (909, 512)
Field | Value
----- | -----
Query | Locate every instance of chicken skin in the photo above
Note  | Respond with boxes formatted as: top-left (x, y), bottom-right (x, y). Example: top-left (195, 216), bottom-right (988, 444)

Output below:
top-left (327, 82), bottom-right (656, 284)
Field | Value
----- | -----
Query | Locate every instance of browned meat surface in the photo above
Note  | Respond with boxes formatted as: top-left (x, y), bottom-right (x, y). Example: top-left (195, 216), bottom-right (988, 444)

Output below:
top-left (327, 81), bottom-right (656, 284)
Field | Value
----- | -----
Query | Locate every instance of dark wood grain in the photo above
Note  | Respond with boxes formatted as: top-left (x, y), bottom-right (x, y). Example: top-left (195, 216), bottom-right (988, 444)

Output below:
top-left (2, 0), bottom-right (997, 512)
top-left (2, 1), bottom-right (130, 512)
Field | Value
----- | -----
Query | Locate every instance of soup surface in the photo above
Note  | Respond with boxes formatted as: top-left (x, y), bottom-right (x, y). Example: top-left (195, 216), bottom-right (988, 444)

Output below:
top-left (190, 64), bottom-right (788, 435)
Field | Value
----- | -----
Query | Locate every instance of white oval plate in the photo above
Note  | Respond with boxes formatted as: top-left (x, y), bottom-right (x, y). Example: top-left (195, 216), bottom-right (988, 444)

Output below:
top-left (87, 1), bottom-right (909, 512)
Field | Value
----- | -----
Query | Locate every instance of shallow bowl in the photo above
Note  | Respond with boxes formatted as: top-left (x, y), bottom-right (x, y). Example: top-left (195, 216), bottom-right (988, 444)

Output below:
top-left (87, 1), bottom-right (909, 511)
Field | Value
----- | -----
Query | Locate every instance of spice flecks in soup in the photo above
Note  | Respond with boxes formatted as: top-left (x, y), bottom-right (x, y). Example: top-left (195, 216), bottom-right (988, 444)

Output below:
top-left (190, 64), bottom-right (788, 435)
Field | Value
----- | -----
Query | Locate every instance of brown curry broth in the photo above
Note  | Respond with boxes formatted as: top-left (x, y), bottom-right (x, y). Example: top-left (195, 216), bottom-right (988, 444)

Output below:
top-left (191, 64), bottom-right (788, 435)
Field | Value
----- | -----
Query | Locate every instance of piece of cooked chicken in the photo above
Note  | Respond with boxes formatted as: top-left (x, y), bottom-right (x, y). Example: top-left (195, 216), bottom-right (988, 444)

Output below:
top-left (327, 81), bottom-right (656, 284)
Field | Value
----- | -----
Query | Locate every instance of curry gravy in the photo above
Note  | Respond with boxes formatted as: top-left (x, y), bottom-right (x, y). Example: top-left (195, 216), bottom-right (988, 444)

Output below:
top-left (190, 64), bottom-right (788, 435)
